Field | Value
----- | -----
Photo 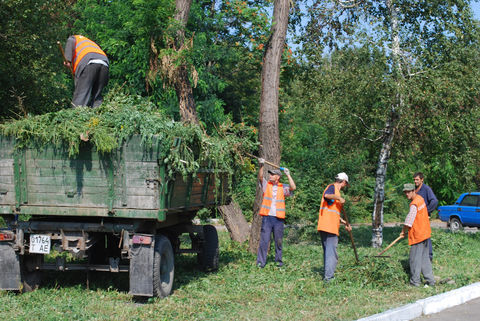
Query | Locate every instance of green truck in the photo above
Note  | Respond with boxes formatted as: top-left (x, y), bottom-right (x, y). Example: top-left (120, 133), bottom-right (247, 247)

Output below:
top-left (0, 135), bottom-right (228, 297)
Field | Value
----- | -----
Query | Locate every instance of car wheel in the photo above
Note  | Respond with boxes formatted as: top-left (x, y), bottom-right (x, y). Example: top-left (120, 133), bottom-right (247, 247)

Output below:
top-left (449, 217), bottom-right (463, 233)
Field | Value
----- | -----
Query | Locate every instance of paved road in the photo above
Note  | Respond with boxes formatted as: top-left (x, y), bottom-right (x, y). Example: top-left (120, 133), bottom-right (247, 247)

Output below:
top-left (415, 297), bottom-right (480, 320)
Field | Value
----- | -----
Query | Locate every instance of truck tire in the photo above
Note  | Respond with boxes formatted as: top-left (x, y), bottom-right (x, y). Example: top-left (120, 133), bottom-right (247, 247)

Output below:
top-left (449, 217), bottom-right (463, 233)
top-left (21, 254), bottom-right (43, 292)
top-left (153, 235), bottom-right (174, 298)
top-left (197, 225), bottom-right (219, 272)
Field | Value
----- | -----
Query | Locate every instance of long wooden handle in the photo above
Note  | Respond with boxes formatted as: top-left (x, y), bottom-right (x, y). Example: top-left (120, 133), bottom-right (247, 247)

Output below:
top-left (57, 41), bottom-right (74, 75)
top-left (342, 208), bottom-right (359, 263)
top-left (376, 235), bottom-right (403, 256)
top-left (245, 152), bottom-right (283, 169)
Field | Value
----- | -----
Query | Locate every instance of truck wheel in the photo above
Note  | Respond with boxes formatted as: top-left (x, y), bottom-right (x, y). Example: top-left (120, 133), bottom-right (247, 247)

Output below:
top-left (21, 254), bottom-right (43, 292)
top-left (153, 235), bottom-right (174, 298)
top-left (197, 225), bottom-right (219, 272)
top-left (449, 217), bottom-right (463, 232)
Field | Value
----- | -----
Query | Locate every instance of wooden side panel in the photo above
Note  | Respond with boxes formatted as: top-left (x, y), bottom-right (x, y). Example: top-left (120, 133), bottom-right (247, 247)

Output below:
top-left (0, 134), bottom-right (228, 220)
top-left (0, 136), bottom-right (16, 207)
top-left (24, 148), bottom-right (115, 208)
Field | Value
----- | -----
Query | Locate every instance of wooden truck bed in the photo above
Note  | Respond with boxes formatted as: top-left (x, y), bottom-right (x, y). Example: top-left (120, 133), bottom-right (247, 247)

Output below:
top-left (0, 135), bottom-right (227, 223)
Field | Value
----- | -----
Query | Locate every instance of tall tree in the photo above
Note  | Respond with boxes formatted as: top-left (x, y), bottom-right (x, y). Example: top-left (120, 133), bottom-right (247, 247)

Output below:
top-left (299, 0), bottom-right (480, 245)
top-left (169, 0), bottom-right (199, 123)
top-left (0, 0), bottom-right (73, 118)
top-left (248, 0), bottom-right (291, 253)
top-left (371, 0), bottom-right (403, 247)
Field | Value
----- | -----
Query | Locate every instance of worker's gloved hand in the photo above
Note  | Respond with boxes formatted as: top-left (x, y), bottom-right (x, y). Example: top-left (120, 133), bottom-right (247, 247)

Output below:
top-left (283, 168), bottom-right (290, 176)
top-left (258, 158), bottom-right (265, 164)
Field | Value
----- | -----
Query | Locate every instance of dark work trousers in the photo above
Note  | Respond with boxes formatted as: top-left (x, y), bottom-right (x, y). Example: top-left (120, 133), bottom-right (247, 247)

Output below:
top-left (73, 63), bottom-right (109, 108)
top-left (320, 231), bottom-right (338, 281)
top-left (256, 216), bottom-right (285, 267)
top-left (409, 239), bottom-right (435, 286)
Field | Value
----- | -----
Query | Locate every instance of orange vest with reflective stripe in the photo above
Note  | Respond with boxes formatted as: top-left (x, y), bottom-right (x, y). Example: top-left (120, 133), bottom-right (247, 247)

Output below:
top-left (408, 194), bottom-right (431, 245)
top-left (259, 182), bottom-right (286, 219)
top-left (317, 184), bottom-right (342, 235)
top-left (72, 35), bottom-right (107, 74)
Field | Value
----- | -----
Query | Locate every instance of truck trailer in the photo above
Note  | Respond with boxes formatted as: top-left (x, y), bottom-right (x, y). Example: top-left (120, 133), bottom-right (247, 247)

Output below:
top-left (0, 134), bottom-right (227, 297)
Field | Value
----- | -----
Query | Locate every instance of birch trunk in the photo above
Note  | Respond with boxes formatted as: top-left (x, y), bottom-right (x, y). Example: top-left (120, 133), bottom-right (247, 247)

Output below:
top-left (248, 0), bottom-right (290, 254)
top-left (372, 0), bottom-right (403, 247)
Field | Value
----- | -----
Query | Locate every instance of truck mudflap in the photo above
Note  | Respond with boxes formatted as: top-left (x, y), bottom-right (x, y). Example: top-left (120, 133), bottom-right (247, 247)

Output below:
top-left (129, 234), bottom-right (154, 296)
top-left (0, 242), bottom-right (21, 290)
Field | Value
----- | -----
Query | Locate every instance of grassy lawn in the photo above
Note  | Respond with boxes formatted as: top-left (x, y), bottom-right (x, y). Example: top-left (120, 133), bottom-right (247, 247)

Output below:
top-left (1, 226), bottom-right (479, 320)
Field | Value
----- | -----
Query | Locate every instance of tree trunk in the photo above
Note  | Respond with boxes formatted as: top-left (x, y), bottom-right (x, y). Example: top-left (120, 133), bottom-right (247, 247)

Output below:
top-left (371, 0), bottom-right (403, 247)
top-left (248, 0), bottom-right (290, 254)
top-left (218, 201), bottom-right (250, 242)
top-left (174, 65), bottom-right (198, 123)
top-left (173, 0), bottom-right (199, 124)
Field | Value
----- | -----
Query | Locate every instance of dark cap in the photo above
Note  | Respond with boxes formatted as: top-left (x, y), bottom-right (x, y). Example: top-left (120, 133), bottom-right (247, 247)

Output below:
top-left (268, 169), bottom-right (282, 176)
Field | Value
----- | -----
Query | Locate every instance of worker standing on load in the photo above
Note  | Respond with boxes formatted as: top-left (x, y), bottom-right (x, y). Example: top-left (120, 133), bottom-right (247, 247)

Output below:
top-left (317, 173), bottom-right (352, 282)
top-left (64, 35), bottom-right (109, 108)
top-left (400, 183), bottom-right (435, 287)
top-left (256, 158), bottom-right (296, 268)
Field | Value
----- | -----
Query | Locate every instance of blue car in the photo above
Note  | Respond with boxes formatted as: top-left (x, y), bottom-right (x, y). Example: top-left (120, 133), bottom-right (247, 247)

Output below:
top-left (438, 192), bottom-right (480, 232)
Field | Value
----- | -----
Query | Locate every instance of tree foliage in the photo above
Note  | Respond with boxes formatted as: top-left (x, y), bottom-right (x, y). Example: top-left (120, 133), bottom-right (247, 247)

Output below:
top-left (0, 0), bottom-right (73, 118)
top-left (0, 90), bottom-right (258, 179)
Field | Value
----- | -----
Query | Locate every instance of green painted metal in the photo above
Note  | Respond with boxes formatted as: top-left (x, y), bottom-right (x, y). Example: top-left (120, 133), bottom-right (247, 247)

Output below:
top-left (201, 174), bottom-right (210, 204)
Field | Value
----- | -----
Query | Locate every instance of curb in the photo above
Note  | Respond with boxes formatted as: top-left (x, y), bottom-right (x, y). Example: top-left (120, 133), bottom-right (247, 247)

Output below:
top-left (357, 282), bottom-right (480, 321)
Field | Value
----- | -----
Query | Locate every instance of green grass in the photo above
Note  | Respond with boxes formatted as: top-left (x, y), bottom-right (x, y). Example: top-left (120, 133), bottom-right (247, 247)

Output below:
top-left (1, 227), bottom-right (480, 320)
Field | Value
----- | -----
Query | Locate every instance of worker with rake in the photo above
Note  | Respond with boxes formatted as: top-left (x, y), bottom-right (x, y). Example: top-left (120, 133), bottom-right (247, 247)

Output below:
top-left (256, 158), bottom-right (296, 268)
top-left (400, 183), bottom-right (435, 287)
top-left (317, 173), bottom-right (352, 282)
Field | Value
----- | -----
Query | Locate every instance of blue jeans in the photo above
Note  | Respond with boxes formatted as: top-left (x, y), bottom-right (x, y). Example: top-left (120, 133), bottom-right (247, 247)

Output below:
top-left (320, 231), bottom-right (338, 281)
top-left (256, 216), bottom-right (285, 267)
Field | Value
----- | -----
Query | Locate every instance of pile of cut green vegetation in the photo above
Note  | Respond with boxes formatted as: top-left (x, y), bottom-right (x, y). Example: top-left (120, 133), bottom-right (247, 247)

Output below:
top-left (0, 92), bottom-right (257, 178)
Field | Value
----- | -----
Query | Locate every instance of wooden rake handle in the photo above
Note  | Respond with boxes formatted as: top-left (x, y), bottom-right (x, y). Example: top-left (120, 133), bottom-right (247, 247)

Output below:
top-left (245, 152), bottom-right (284, 170)
top-left (57, 41), bottom-right (74, 75)
top-left (376, 235), bottom-right (403, 256)
top-left (341, 208), bottom-right (359, 263)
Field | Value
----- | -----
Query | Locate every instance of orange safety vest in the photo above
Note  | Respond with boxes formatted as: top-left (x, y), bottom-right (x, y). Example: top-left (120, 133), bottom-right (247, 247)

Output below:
top-left (317, 184), bottom-right (342, 236)
top-left (408, 194), bottom-right (431, 245)
top-left (72, 35), bottom-right (107, 74)
top-left (259, 182), bottom-right (286, 219)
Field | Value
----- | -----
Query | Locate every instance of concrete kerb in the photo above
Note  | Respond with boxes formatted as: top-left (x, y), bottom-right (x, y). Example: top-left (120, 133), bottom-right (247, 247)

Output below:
top-left (356, 282), bottom-right (480, 321)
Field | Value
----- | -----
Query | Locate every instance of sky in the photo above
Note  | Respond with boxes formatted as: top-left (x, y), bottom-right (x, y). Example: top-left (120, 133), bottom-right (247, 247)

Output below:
top-left (472, 1), bottom-right (480, 19)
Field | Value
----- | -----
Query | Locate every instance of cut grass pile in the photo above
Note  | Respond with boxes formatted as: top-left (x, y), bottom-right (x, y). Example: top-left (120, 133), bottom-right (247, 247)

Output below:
top-left (0, 91), bottom-right (257, 178)
top-left (1, 226), bottom-right (479, 320)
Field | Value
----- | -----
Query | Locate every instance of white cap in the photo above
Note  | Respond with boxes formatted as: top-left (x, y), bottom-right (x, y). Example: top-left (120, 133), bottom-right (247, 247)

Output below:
top-left (335, 172), bottom-right (349, 184)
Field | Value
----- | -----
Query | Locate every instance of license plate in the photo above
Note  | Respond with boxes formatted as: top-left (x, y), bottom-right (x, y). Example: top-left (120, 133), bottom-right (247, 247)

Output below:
top-left (29, 234), bottom-right (51, 254)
